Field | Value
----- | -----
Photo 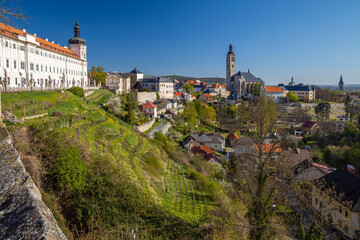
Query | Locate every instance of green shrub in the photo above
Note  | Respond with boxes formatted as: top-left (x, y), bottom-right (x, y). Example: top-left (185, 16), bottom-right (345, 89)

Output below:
top-left (68, 87), bottom-right (84, 98)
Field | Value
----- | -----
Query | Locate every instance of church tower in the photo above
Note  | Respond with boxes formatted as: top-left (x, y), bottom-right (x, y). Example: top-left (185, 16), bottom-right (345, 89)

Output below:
top-left (68, 19), bottom-right (87, 60)
top-left (226, 44), bottom-right (236, 90)
top-left (338, 75), bottom-right (344, 94)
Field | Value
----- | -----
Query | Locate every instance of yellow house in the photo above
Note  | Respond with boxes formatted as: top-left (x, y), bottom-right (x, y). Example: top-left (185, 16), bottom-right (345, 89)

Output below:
top-left (312, 169), bottom-right (360, 239)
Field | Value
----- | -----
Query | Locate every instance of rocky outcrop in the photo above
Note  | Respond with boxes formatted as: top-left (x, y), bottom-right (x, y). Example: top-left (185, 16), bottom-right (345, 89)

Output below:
top-left (0, 124), bottom-right (66, 240)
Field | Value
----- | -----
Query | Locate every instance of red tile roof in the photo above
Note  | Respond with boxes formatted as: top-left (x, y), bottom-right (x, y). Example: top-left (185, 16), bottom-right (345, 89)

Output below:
top-left (312, 163), bottom-right (332, 174)
top-left (227, 132), bottom-right (239, 142)
top-left (142, 101), bottom-right (156, 109)
top-left (255, 143), bottom-right (282, 153)
top-left (192, 145), bottom-right (215, 155)
top-left (174, 92), bottom-right (183, 96)
top-left (0, 23), bottom-right (81, 59)
top-left (266, 86), bottom-right (284, 93)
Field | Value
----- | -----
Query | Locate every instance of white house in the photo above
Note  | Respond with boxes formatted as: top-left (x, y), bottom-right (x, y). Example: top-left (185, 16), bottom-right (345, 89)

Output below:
top-left (265, 86), bottom-right (284, 103)
top-left (0, 21), bottom-right (88, 91)
top-left (139, 77), bottom-right (174, 99)
top-left (140, 101), bottom-right (157, 118)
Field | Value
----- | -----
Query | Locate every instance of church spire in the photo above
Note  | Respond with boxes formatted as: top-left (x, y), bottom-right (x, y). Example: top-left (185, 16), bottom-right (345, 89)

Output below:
top-left (74, 18), bottom-right (80, 38)
top-left (228, 44), bottom-right (234, 54)
top-left (68, 18), bottom-right (86, 44)
top-left (339, 74), bottom-right (343, 84)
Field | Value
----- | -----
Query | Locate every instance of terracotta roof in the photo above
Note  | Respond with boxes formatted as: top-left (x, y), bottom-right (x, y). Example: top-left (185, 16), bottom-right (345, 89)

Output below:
top-left (227, 132), bottom-right (239, 142)
top-left (203, 93), bottom-right (213, 101)
top-left (0, 23), bottom-right (81, 59)
top-left (255, 143), bottom-right (282, 153)
top-left (192, 145), bottom-right (215, 155)
top-left (142, 101), bottom-right (156, 109)
top-left (266, 86), bottom-right (284, 93)
top-left (312, 163), bottom-right (332, 174)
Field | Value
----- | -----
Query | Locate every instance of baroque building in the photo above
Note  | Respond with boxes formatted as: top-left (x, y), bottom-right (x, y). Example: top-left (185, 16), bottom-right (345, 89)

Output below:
top-left (225, 44), bottom-right (264, 98)
top-left (138, 77), bottom-right (174, 99)
top-left (279, 77), bottom-right (316, 101)
top-left (0, 20), bottom-right (88, 91)
top-left (105, 72), bottom-right (131, 94)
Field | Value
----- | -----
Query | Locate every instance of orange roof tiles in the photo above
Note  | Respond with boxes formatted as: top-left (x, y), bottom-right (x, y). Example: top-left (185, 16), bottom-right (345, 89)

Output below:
top-left (227, 132), bottom-right (239, 142)
top-left (0, 23), bottom-right (81, 59)
top-left (255, 143), bottom-right (282, 153)
top-left (142, 101), bottom-right (157, 109)
top-left (214, 83), bottom-right (226, 89)
top-left (192, 145), bottom-right (215, 154)
top-left (265, 86), bottom-right (284, 93)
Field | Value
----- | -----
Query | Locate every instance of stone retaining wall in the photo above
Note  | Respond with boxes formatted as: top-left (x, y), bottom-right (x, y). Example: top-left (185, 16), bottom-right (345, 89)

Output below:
top-left (136, 118), bottom-right (155, 132)
top-left (161, 122), bottom-right (171, 135)
top-left (0, 124), bottom-right (66, 240)
top-left (21, 112), bottom-right (49, 121)
top-left (137, 92), bottom-right (157, 104)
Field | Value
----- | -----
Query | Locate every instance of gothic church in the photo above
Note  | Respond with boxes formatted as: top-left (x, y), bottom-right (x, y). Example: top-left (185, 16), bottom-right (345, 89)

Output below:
top-left (226, 44), bottom-right (264, 98)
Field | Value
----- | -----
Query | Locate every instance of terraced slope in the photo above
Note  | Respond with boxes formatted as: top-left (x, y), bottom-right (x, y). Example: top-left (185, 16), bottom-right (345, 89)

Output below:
top-left (4, 90), bottom-right (242, 239)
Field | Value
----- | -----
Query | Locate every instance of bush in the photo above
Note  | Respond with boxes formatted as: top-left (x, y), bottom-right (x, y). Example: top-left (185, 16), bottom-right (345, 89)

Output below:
top-left (68, 87), bottom-right (84, 98)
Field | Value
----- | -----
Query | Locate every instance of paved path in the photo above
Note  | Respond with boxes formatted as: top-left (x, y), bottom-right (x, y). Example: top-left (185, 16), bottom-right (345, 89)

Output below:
top-left (148, 118), bottom-right (165, 138)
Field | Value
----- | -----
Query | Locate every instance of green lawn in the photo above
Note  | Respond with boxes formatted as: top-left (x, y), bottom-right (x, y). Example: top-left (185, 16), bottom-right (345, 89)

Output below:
top-left (2, 91), bottom-right (94, 118)
top-left (86, 89), bottom-right (114, 105)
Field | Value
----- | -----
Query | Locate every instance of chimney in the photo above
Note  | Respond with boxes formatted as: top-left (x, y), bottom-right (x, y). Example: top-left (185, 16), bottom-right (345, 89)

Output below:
top-left (248, 69), bottom-right (250, 73)
top-left (45, 38), bottom-right (48, 41)
top-left (51, 41), bottom-right (54, 43)
top-left (296, 148), bottom-right (301, 154)
top-left (33, 33), bottom-right (37, 36)
top-left (22, 29), bottom-right (26, 32)
top-left (347, 164), bottom-right (357, 174)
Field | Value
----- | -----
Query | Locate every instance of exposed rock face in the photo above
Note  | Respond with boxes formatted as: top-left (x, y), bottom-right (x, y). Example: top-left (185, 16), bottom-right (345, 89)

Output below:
top-left (2, 112), bottom-right (19, 123)
top-left (0, 125), bottom-right (66, 240)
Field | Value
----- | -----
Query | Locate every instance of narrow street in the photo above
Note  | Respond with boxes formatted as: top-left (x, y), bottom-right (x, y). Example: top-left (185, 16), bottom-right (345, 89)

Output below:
top-left (148, 118), bottom-right (165, 138)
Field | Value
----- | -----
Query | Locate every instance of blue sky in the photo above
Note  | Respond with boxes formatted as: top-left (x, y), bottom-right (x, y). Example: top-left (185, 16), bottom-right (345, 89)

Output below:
top-left (15, 0), bottom-right (360, 85)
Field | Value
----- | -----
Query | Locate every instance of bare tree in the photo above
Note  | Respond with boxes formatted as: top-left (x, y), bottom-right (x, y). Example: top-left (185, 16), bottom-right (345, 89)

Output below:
top-left (0, 0), bottom-right (28, 24)
top-left (230, 95), bottom-right (296, 239)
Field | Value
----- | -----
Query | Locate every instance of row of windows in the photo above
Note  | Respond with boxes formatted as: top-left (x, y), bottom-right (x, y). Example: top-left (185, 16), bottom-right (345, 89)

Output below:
top-left (1, 58), bottom-right (86, 76)
top-left (4, 41), bottom-right (83, 65)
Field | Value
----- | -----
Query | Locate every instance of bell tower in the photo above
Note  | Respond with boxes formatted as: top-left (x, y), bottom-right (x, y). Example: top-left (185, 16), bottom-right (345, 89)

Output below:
top-left (338, 75), bottom-right (345, 94)
top-left (226, 44), bottom-right (236, 90)
top-left (68, 19), bottom-right (87, 60)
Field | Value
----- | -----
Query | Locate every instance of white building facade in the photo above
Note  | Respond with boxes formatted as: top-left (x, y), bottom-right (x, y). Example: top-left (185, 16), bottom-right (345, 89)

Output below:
top-left (139, 77), bottom-right (174, 99)
top-left (105, 72), bottom-right (131, 94)
top-left (0, 21), bottom-right (87, 91)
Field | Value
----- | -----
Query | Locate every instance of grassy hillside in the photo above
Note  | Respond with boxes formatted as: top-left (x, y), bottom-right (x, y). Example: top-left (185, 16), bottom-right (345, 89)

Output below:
top-left (4, 90), bottom-right (245, 239)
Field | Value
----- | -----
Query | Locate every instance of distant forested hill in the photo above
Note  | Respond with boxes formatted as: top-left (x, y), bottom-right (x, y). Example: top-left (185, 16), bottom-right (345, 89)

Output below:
top-left (162, 75), bottom-right (226, 84)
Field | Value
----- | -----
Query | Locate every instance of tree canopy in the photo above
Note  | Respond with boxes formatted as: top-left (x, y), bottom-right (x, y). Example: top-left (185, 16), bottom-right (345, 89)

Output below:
top-left (183, 84), bottom-right (194, 94)
top-left (89, 66), bottom-right (107, 86)
top-left (287, 92), bottom-right (299, 102)
top-left (315, 102), bottom-right (331, 120)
